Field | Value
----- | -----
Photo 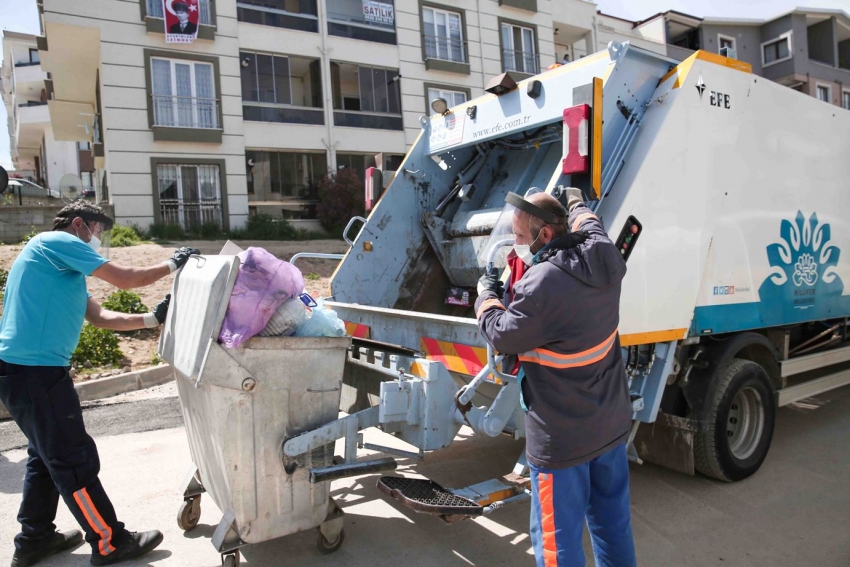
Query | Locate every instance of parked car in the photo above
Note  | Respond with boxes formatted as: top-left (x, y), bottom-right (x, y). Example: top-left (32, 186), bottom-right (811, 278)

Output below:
top-left (82, 188), bottom-right (96, 198)
top-left (6, 179), bottom-right (62, 200)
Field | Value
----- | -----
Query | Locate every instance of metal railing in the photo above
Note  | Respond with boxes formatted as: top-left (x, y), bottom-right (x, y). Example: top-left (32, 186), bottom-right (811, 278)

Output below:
top-left (159, 199), bottom-right (223, 229)
top-left (423, 34), bottom-right (468, 64)
top-left (152, 95), bottom-right (219, 129)
top-left (147, 0), bottom-right (212, 24)
top-left (502, 49), bottom-right (540, 75)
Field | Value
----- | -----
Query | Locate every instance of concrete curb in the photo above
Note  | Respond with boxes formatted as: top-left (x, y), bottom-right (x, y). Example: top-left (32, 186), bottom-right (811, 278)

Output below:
top-left (0, 364), bottom-right (174, 420)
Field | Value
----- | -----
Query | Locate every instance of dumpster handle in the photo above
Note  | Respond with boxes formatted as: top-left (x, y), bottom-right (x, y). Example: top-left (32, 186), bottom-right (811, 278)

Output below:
top-left (306, 386), bottom-right (341, 393)
top-left (343, 216), bottom-right (368, 245)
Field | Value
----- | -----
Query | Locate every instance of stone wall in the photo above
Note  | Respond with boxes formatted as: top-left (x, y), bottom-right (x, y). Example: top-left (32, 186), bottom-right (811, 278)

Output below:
top-left (0, 204), bottom-right (115, 244)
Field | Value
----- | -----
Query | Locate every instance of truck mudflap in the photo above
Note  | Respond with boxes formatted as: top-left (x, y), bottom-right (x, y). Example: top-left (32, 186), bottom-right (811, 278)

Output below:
top-left (632, 412), bottom-right (697, 475)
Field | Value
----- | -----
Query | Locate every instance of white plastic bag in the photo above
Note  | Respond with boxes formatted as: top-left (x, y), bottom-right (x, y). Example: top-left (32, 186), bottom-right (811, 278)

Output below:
top-left (258, 298), bottom-right (308, 337)
top-left (294, 301), bottom-right (346, 337)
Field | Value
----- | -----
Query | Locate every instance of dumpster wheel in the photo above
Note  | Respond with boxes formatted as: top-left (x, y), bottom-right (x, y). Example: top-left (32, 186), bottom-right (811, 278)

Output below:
top-left (221, 551), bottom-right (240, 567)
top-left (177, 496), bottom-right (201, 531)
top-left (316, 527), bottom-right (345, 554)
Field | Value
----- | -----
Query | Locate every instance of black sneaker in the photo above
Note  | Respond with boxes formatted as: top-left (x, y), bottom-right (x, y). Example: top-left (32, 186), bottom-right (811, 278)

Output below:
top-left (89, 531), bottom-right (163, 566)
top-left (11, 529), bottom-right (84, 567)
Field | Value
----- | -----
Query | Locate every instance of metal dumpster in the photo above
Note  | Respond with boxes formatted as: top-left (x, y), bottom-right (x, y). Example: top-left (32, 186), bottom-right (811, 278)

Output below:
top-left (158, 255), bottom-right (351, 566)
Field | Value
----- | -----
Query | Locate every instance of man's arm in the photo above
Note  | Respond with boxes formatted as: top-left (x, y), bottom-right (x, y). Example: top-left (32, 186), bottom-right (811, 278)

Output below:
top-left (90, 247), bottom-right (199, 289)
top-left (85, 295), bottom-right (171, 330)
top-left (475, 281), bottom-right (547, 355)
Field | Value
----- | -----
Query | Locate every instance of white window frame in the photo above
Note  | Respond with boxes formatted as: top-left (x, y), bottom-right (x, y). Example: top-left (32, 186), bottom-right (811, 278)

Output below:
top-left (761, 31), bottom-right (793, 67)
top-left (501, 22), bottom-right (538, 74)
top-left (717, 33), bottom-right (736, 54)
top-left (156, 163), bottom-right (223, 229)
top-left (815, 83), bottom-right (831, 103)
top-left (422, 6), bottom-right (465, 63)
top-left (151, 57), bottom-right (218, 129)
top-left (842, 89), bottom-right (850, 110)
top-left (427, 87), bottom-right (467, 116)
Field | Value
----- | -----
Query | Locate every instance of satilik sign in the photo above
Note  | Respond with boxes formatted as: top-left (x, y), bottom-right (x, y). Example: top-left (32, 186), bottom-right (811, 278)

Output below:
top-left (363, 0), bottom-right (394, 26)
top-left (163, 0), bottom-right (201, 44)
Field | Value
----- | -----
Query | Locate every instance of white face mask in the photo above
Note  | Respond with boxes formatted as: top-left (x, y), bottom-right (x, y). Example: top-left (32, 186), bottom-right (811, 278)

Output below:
top-left (78, 223), bottom-right (101, 252)
top-left (513, 229), bottom-right (542, 266)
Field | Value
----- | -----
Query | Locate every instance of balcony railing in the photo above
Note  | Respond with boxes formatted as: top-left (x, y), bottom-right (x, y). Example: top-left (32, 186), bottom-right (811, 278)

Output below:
top-left (502, 49), bottom-right (540, 75)
top-left (160, 198), bottom-right (222, 229)
top-left (146, 0), bottom-right (212, 24)
top-left (152, 95), bottom-right (220, 129)
top-left (423, 35), bottom-right (468, 64)
top-left (333, 110), bottom-right (403, 130)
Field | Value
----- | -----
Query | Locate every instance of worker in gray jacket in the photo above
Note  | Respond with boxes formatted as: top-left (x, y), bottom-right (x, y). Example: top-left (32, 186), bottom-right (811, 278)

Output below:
top-left (475, 189), bottom-right (636, 567)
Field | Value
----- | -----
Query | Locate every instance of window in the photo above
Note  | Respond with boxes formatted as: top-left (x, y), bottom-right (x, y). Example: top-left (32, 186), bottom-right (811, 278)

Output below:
top-left (246, 150), bottom-right (327, 218)
top-left (331, 62), bottom-right (403, 130)
top-left (156, 163), bottom-right (223, 229)
top-left (423, 7), bottom-right (465, 63)
top-left (240, 51), bottom-right (323, 124)
top-left (147, 0), bottom-right (213, 25)
top-left (78, 141), bottom-right (92, 151)
top-left (816, 84), bottom-right (830, 103)
top-left (81, 172), bottom-right (94, 189)
top-left (427, 87), bottom-right (467, 115)
top-left (151, 58), bottom-right (219, 129)
top-left (29, 49), bottom-right (40, 64)
top-left (328, 0), bottom-right (396, 45)
top-left (843, 91), bottom-right (850, 110)
top-left (237, 0), bottom-right (318, 32)
top-left (762, 34), bottom-right (792, 66)
top-left (718, 34), bottom-right (735, 54)
top-left (501, 22), bottom-right (538, 75)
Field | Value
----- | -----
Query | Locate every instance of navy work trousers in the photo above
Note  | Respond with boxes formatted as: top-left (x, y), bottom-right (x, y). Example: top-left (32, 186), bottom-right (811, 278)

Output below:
top-left (0, 361), bottom-right (125, 557)
top-left (529, 442), bottom-right (636, 567)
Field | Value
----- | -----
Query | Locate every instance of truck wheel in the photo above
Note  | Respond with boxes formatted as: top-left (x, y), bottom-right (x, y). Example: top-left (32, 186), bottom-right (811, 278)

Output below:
top-left (694, 358), bottom-right (775, 482)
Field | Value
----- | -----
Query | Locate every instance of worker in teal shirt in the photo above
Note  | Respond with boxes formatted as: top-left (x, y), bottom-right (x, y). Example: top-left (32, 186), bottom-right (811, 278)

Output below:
top-left (0, 202), bottom-right (199, 567)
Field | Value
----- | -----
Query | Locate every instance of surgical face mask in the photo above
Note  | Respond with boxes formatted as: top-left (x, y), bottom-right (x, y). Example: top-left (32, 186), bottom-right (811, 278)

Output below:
top-left (78, 223), bottom-right (101, 252)
top-left (513, 229), bottom-right (542, 266)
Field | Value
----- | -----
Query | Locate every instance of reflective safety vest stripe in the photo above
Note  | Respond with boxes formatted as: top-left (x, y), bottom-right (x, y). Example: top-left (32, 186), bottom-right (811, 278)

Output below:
top-left (476, 298), bottom-right (506, 319)
top-left (519, 329), bottom-right (618, 369)
top-left (571, 212), bottom-right (598, 233)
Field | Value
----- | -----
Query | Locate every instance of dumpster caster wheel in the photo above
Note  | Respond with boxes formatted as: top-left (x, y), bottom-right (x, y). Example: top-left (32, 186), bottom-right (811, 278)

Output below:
top-left (317, 527), bottom-right (345, 554)
top-left (177, 496), bottom-right (201, 531)
top-left (221, 551), bottom-right (240, 567)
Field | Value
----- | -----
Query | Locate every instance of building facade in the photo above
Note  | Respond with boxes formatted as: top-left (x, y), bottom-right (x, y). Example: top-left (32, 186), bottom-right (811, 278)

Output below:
top-left (1, 31), bottom-right (95, 195)
top-left (635, 8), bottom-right (850, 109)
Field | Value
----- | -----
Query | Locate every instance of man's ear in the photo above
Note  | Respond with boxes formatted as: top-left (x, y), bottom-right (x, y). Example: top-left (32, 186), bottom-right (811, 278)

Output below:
top-left (540, 225), bottom-right (555, 244)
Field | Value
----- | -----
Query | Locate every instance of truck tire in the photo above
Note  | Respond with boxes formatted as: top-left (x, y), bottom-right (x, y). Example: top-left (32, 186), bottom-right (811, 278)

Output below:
top-left (694, 358), bottom-right (775, 482)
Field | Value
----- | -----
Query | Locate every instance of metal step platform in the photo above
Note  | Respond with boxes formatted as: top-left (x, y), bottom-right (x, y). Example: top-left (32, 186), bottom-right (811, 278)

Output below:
top-left (377, 477), bottom-right (484, 518)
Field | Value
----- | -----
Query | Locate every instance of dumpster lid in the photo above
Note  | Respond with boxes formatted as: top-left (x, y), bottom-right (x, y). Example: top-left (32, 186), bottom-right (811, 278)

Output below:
top-left (158, 255), bottom-right (240, 381)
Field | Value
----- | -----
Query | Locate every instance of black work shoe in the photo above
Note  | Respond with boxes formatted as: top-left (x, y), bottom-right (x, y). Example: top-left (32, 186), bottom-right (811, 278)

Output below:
top-left (11, 529), bottom-right (84, 567)
top-left (89, 531), bottom-right (163, 566)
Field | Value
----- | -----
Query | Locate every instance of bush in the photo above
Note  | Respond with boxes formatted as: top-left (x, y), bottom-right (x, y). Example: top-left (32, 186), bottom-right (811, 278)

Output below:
top-left (241, 214), bottom-right (297, 240)
top-left (72, 324), bottom-right (124, 367)
top-left (102, 290), bottom-right (148, 314)
top-left (0, 268), bottom-right (7, 290)
top-left (188, 221), bottom-right (227, 240)
top-left (20, 227), bottom-right (38, 245)
top-left (317, 168), bottom-right (365, 236)
top-left (147, 223), bottom-right (186, 241)
top-left (110, 225), bottom-right (146, 247)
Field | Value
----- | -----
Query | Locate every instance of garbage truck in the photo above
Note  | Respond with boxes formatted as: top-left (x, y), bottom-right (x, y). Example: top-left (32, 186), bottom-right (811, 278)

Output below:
top-left (166, 41), bottom-right (850, 560)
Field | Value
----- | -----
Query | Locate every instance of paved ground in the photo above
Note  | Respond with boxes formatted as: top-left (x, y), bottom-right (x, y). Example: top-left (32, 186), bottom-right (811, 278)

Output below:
top-left (0, 384), bottom-right (848, 566)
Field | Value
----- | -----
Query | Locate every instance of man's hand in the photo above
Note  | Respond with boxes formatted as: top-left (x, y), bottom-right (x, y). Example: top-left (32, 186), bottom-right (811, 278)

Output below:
top-left (477, 267), bottom-right (504, 298)
top-left (144, 294), bottom-right (171, 328)
top-left (565, 187), bottom-right (584, 212)
top-left (163, 247), bottom-right (201, 273)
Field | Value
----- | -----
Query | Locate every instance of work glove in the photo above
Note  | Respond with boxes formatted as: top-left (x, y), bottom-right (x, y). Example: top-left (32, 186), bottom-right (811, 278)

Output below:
top-left (565, 187), bottom-right (584, 212)
top-left (163, 247), bottom-right (201, 273)
top-left (143, 294), bottom-right (171, 328)
top-left (477, 267), bottom-right (504, 299)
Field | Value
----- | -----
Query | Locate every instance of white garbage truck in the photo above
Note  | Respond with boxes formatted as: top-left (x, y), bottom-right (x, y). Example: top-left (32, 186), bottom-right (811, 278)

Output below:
top-left (207, 42), bottom-right (850, 547)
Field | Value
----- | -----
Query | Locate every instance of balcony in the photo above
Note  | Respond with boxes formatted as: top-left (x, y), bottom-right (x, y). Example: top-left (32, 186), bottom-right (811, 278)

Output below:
top-left (15, 102), bottom-right (50, 153)
top-left (151, 95), bottom-right (222, 143)
top-left (502, 50), bottom-right (541, 76)
top-left (242, 103), bottom-right (324, 125)
top-left (12, 62), bottom-right (48, 97)
top-left (423, 35), bottom-right (470, 74)
top-left (333, 110), bottom-right (403, 130)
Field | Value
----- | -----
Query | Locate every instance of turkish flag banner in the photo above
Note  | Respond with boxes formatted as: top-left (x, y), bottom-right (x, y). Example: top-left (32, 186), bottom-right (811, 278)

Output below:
top-left (163, 0), bottom-right (200, 44)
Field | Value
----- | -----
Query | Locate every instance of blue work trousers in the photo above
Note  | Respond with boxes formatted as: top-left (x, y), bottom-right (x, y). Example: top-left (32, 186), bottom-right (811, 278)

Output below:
top-left (529, 442), bottom-right (636, 567)
top-left (0, 361), bottom-right (125, 557)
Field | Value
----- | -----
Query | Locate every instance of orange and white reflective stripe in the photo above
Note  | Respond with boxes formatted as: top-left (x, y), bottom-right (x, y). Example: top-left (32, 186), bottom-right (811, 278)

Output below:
top-left (571, 212), bottom-right (597, 233)
top-left (420, 337), bottom-right (488, 376)
top-left (73, 487), bottom-right (115, 556)
top-left (537, 472), bottom-right (558, 567)
top-left (343, 321), bottom-right (371, 339)
top-left (476, 298), bottom-right (506, 319)
top-left (520, 329), bottom-right (618, 370)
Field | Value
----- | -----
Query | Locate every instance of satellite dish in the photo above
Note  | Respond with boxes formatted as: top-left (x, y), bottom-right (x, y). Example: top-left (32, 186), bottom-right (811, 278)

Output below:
top-left (0, 167), bottom-right (8, 193)
top-left (58, 174), bottom-right (84, 203)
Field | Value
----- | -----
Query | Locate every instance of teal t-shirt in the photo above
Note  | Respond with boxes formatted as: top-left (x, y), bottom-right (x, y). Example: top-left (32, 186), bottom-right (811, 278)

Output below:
top-left (0, 231), bottom-right (108, 366)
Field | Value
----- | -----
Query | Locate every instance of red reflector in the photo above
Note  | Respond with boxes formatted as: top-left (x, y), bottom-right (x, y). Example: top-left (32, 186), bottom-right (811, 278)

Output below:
top-left (563, 104), bottom-right (590, 175)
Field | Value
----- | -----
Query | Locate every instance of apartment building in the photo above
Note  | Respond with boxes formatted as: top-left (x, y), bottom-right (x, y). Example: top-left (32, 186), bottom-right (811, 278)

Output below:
top-left (36, 0), bottom-right (646, 231)
top-left (634, 8), bottom-right (850, 109)
top-left (1, 31), bottom-right (95, 193)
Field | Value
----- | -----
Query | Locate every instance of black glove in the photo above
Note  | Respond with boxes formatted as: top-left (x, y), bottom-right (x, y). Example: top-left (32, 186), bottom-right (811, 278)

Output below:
top-left (565, 187), bottom-right (584, 212)
top-left (153, 294), bottom-right (171, 325)
top-left (169, 247), bottom-right (200, 271)
top-left (477, 267), bottom-right (504, 298)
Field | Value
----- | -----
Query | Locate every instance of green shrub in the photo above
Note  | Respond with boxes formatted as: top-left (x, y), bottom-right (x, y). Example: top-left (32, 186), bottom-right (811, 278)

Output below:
top-left (241, 214), bottom-right (297, 240)
top-left (316, 167), bottom-right (365, 236)
top-left (110, 225), bottom-right (146, 247)
top-left (147, 223), bottom-right (186, 241)
top-left (304, 272), bottom-right (320, 281)
top-left (102, 290), bottom-right (148, 314)
top-left (188, 221), bottom-right (227, 240)
top-left (0, 269), bottom-right (7, 290)
top-left (20, 227), bottom-right (38, 245)
top-left (72, 325), bottom-right (124, 367)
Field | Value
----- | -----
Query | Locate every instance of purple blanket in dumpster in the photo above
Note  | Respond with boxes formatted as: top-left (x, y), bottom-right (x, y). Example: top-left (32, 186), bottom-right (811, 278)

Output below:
top-left (219, 247), bottom-right (304, 348)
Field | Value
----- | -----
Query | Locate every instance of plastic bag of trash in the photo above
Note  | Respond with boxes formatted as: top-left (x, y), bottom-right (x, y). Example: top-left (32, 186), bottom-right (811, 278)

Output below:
top-left (258, 297), bottom-right (308, 337)
top-left (294, 300), bottom-right (346, 338)
top-left (219, 247), bottom-right (304, 348)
